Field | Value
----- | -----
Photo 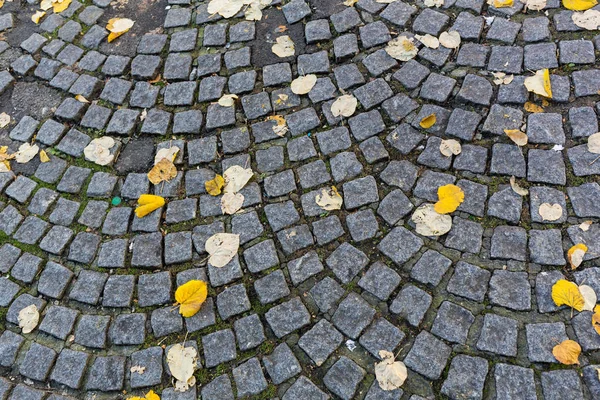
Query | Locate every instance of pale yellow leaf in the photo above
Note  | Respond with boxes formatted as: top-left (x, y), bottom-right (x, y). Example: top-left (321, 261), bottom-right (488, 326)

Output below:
top-left (439, 139), bottom-right (461, 157)
top-left (167, 344), bottom-right (198, 392)
top-left (439, 31), bottom-right (461, 49)
top-left (315, 186), bottom-right (343, 210)
top-left (524, 69), bottom-right (552, 98)
top-left (375, 350), bottom-right (407, 391)
top-left (0, 112), bottom-right (10, 128)
top-left (15, 142), bottom-right (39, 163)
top-left (580, 220), bottom-right (593, 231)
top-left (290, 74), bottom-right (317, 94)
top-left (572, 9), bottom-right (600, 30)
top-left (223, 165), bottom-right (253, 193)
top-left (579, 284), bottom-right (597, 311)
top-left (272, 35), bottom-right (295, 58)
top-left (568, 243), bottom-right (588, 270)
top-left (587, 132), bottom-right (600, 154)
top-left (221, 192), bottom-right (244, 214)
top-left (552, 340), bottom-right (581, 365)
top-left (39, 149), bottom-right (50, 163)
top-left (510, 176), bottom-right (529, 196)
top-left (18, 304), bottom-right (39, 334)
top-left (504, 129), bottom-right (528, 146)
top-left (32, 11), bottom-right (46, 24)
top-left (415, 34), bottom-right (439, 49)
top-left (155, 146), bottom-right (180, 165)
top-left (385, 36), bottom-right (418, 61)
top-left (205, 233), bottom-right (240, 268)
top-left (218, 94), bottom-right (238, 107)
top-left (538, 203), bottom-right (562, 221)
top-left (331, 95), bottom-right (358, 118)
top-left (411, 203), bottom-right (453, 237)
top-left (84, 136), bottom-right (115, 166)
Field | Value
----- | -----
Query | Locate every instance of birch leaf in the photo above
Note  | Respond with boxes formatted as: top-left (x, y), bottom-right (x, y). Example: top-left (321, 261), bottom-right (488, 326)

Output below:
top-left (147, 158), bottom-right (177, 185)
top-left (551, 279), bottom-right (585, 311)
top-left (106, 18), bottom-right (135, 42)
top-left (207, 0), bottom-right (245, 18)
top-left (434, 184), bottom-right (464, 214)
top-left (175, 280), bottom-right (208, 318)
top-left (223, 165), bottom-right (253, 193)
top-left (510, 176), bottom-right (529, 196)
top-left (315, 186), bottom-right (343, 210)
top-left (375, 350), bottom-right (408, 391)
top-left (39, 149), bottom-right (50, 163)
top-left (411, 203), bottom-right (453, 236)
top-left (568, 243), bottom-right (588, 270)
top-left (330, 95), bottom-right (358, 117)
top-left (18, 304), bottom-right (39, 334)
top-left (166, 344), bottom-right (198, 392)
top-left (572, 9), bottom-right (600, 30)
top-left (218, 94), bottom-right (238, 107)
top-left (84, 136), bottom-right (115, 166)
top-left (552, 340), bottom-right (581, 365)
top-left (32, 11), bottom-right (46, 24)
top-left (524, 69), bottom-right (552, 98)
top-left (15, 143), bottom-right (39, 163)
top-left (580, 220), bottom-right (593, 231)
top-left (272, 35), bottom-right (295, 58)
top-left (385, 36), bottom-right (418, 61)
top-left (127, 389), bottom-right (160, 400)
top-left (439, 139), bottom-right (461, 157)
top-left (205, 174), bottom-right (225, 196)
top-left (205, 233), bottom-right (240, 268)
top-left (524, 101), bottom-right (544, 113)
top-left (504, 129), bottom-right (528, 146)
top-left (0, 112), bottom-right (10, 128)
top-left (520, 0), bottom-right (547, 10)
top-left (424, 0), bottom-right (444, 6)
top-left (563, 0), bottom-right (597, 10)
top-left (290, 74), bottom-right (317, 94)
top-left (75, 94), bottom-right (89, 103)
top-left (221, 192), bottom-right (244, 214)
top-left (579, 284), bottom-right (597, 311)
top-left (53, 0), bottom-right (72, 13)
top-left (415, 34), bottom-right (439, 49)
top-left (439, 31), bottom-right (461, 49)
top-left (154, 146), bottom-right (179, 165)
top-left (266, 115), bottom-right (288, 137)
top-left (419, 113), bottom-right (436, 128)
top-left (587, 132), bottom-right (600, 154)
top-left (538, 203), bottom-right (562, 221)
top-left (343, 0), bottom-right (359, 5)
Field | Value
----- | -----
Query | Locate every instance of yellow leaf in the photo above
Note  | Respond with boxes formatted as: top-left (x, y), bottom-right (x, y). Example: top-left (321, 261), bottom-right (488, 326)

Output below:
top-left (593, 310), bottom-right (600, 335)
top-left (568, 243), bottom-right (588, 270)
top-left (551, 279), bottom-right (585, 311)
top-left (39, 150), bottom-right (50, 163)
top-left (552, 340), bottom-right (581, 365)
top-left (524, 69), bottom-right (552, 98)
top-left (135, 194), bottom-right (165, 218)
top-left (75, 94), bottom-right (89, 103)
top-left (504, 129), bottom-right (528, 146)
top-left (53, 0), bottom-right (72, 13)
top-left (524, 102), bottom-right (544, 113)
top-left (315, 186), bottom-right (343, 211)
top-left (0, 0), bottom-right (4, 9)
top-left (542, 68), bottom-right (552, 99)
top-left (419, 113), bottom-right (436, 129)
top-left (205, 174), bottom-right (224, 196)
top-left (175, 280), bottom-right (208, 318)
top-left (492, 0), bottom-right (513, 6)
top-left (32, 11), bottom-right (46, 24)
top-left (434, 184), bottom-right (464, 214)
top-left (563, 0), bottom-right (597, 10)
top-left (127, 389), bottom-right (161, 400)
top-left (147, 158), bottom-right (177, 185)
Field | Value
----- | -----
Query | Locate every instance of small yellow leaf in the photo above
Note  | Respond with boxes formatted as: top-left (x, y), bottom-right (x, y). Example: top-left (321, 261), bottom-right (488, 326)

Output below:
top-left (524, 69), bottom-right (552, 98)
top-left (592, 310), bottom-right (600, 335)
top-left (524, 102), bottom-right (544, 113)
top-left (491, 0), bottom-right (513, 7)
top-left (106, 18), bottom-right (135, 43)
top-left (542, 68), bottom-right (552, 99)
top-left (32, 11), bottom-right (46, 24)
top-left (568, 243), bottom-right (588, 270)
top-left (504, 129), bottom-right (528, 146)
top-left (205, 174), bottom-right (225, 196)
top-left (127, 389), bottom-right (161, 400)
top-left (551, 279), bottom-right (585, 311)
top-left (434, 184), bottom-right (464, 214)
top-left (175, 280), bottom-right (208, 318)
top-left (53, 0), bottom-right (72, 13)
top-left (39, 150), bottom-right (50, 163)
top-left (315, 186), bottom-right (343, 211)
top-left (75, 94), bottom-right (89, 103)
top-left (419, 113), bottom-right (436, 129)
top-left (563, 0), bottom-right (597, 10)
top-left (0, 0), bottom-right (4, 9)
top-left (147, 158), bottom-right (177, 185)
top-left (552, 340), bottom-right (581, 365)
top-left (135, 194), bottom-right (165, 218)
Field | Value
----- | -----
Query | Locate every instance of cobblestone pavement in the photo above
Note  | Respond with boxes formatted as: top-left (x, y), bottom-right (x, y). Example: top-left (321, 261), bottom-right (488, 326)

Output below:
top-left (2, 0), bottom-right (600, 398)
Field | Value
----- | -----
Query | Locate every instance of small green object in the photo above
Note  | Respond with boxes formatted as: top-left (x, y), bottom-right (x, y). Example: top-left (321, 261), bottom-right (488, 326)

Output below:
top-left (111, 197), bottom-right (122, 206)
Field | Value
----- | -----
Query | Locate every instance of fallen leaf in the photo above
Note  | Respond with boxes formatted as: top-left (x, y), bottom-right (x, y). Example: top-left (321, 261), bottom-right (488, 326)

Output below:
top-left (155, 146), bottom-right (179, 165)
top-left (127, 389), bottom-right (160, 400)
top-left (135, 194), bottom-right (165, 218)
top-left (84, 136), bottom-right (115, 166)
top-left (40, 0), bottom-right (53, 11)
top-left (0, 146), bottom-right (15, 173)
top-left (524, 101), bottom-right (544, 113)
top-left (276, 25), bottom-right (288, 32)
top-left (520, 0), bottom-right (547, 10)
top-left (205, 233), bottom-right (240, 268)
top-left (148, 74), bottom-right (162, 84)
top-left (315, 186), bottom-right (343, 210)
top-left (148, 158), bottom-right (177, 185)
top-left (0, 0), bottom-right (3, 9)
top-left (424, 0), bottom-right (444, 6)
top-left (0, 112), bottom-right (10, 128)
top-left (39, 149), bottom-right (50, 163)
top-left (587, 132), bottom-right (600, 154)
top-left (167, 344), bottom-right (197, 392)
top-left (504, 129), bottom-right (528, 146)
top-left (221, 192), bottom-right (244, 214)
top-left (488, 0), bottom-right (514, 6)
top-left (53, 0), bottom-right (72, 13)
top-left (568, 243), bottom-right (588, 270)
top-left (330, 94), bottom-right (358, 118)
top-left (272, 35), bottom-right (295, 58)
top-left (32, 11), bottom-right (46, 24)
top-left (593, 310), bottom-right (600, 335)
top-left (343, 0), bottom-right (359, 5)
top-left (218, 94), bottom-right (238, 107)
top-left (439, 139), bottom-right (461, 157)
top-left (411, 203), bottom-right (453, 236)
top-left (130, 366), bottom-right (146, 374)
top-left (419, 113), bottom-right (436, 128)
top-left (538, 203), bottom-right (562, 221)
top-left (563, 0), bottom-right (597, 10)
top-left (15, 142), bottom-right (39, 163)
top-left (553, 340), bottom-right (581, 365)
top-left (223, 165), bottom-right (253, 193)
top-left (434, 184), bottom-right (464, 214)
top-left (374, 350), bottom-right (407, 391)
top-left (492, 72), bottom-right (514, 85)
top-left (290, 74), bottom-right (317, 94)
top-left (580, 220), bottom-right (593, 231)
top-left (75, 94), bottom-right (89, 103)
top-left (266, 115), bottom-right (288, 137)
top-left (18, 304), bottom-right (39, 334)
top-left (415, 34), bottom-right (439, 49)
top-left (207, 0), bottom-right (246, 18)
top-left (579, 284), bottom-right (597, 311)
top-left (106, 18), bottom-right (135, 43)
top-left (551, 279), bottom-right (585, 311)
top-left (175, 280), bottom-right (208, 318)
top-left (439, 31), bottom-right (461, 49)
top-left (205, 174), bottom-right (225, 196)
top-left (385, 36), bottom-right (418, 61)
top-left (524, 69), bottom-right (552, 98)
top-left (572, 9), bottom-right (600, 29)
top-left (510, 176), bottom-right (529, 196)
